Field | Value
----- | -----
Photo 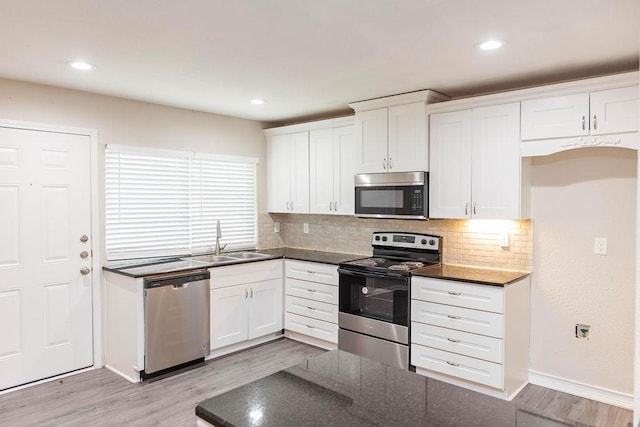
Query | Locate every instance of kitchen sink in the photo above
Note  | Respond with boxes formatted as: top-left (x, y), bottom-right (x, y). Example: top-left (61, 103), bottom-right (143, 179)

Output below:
top-left (228, 252), bottom-right (271, 260)
top-left (186, 255), bottom-right (237, 264)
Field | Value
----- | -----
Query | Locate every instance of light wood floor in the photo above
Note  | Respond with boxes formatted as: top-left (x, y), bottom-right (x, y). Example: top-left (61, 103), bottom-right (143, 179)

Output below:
top-left (0, 338), bottom-right (632, 426)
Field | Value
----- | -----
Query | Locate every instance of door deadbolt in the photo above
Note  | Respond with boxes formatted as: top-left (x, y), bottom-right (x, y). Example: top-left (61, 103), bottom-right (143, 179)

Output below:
top-left (80, 251), bottom-right (89, 259)
top-left (80, 234), bottom-right (89, 243)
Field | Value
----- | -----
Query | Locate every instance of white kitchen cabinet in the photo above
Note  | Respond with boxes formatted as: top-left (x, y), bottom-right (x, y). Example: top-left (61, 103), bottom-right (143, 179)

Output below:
top-left (209, 260), bottom-right (283, 355)
top-left (521, 86), bottom-right (638, 140)
top-left (309, 124), bottom-right (357, 215)
top-left (429, 102), bottom-right (528, 219)
top-left (410, 275), bottom-right (530, 400)
top-left (349, 90), bottom-right (449, 174)
top-left (284, 260), bottom-right (339, 349)
top-left (267, 131), bottom-right (309, 213)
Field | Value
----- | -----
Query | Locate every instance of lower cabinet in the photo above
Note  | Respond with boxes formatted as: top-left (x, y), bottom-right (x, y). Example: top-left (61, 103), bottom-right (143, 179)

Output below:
top-left (410, 275), bottom-right (530, 400)
top-left (284, 260), bottom-right (339, 349)
top-left (210, 260), bottom-right (283, 353)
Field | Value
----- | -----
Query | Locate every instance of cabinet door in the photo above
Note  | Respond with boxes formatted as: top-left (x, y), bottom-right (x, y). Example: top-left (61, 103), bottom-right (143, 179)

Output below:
top-left (471, 103), bottom-right (521, 219)
top-left (355, 108), bottom-right (388, 173)
top-left (388, 102), bottom-right (427, 172)
top-left (248, 278), bottom-right (283, 340)
top-left (289, 131), bottom-right (310, 213)
top-left (210, 285), bottom-right (248, 349)
top-left (309, 128), bottom-right (335, 214)
top-left (521, 93), bottom-right (589, 140)
top-left (590, 86), bottom-right (639, 135)
top-left (267, 134), bottom-right (292, 213)
top-left (428, 110), bottom-right (473, 219)
top-left (333, 125), bottom-right (357, 215)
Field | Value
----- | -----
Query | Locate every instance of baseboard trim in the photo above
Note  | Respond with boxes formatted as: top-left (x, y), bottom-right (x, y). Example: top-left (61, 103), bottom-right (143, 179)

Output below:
top-left (528, 370), bottom-right (633, 409)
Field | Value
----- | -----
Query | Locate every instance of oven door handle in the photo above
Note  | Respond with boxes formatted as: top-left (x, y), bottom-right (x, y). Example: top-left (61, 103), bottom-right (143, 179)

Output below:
top-left (337, 268), bottom-right (407, 280)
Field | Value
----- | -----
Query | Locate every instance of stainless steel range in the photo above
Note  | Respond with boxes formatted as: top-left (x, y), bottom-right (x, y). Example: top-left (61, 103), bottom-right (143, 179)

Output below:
top-left (337, 231), bottom-right (441, 369)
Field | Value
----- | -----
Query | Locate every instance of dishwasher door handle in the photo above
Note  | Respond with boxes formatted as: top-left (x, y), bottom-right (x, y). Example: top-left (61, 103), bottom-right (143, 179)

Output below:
top-left (172, 283), bottom-right (189, 289)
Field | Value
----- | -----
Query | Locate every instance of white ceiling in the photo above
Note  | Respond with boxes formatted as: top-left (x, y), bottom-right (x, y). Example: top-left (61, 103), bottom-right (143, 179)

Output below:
top-left (1, 0), bottom-right (639, 124)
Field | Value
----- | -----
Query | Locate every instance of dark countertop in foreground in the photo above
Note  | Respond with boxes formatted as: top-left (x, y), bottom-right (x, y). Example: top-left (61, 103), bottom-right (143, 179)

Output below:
top-left (102, 248), bottom-right (363, 278)
top-left (412, 263), bottom-right (530, 286)
top-left (195, 349), bottom-right (587, 427)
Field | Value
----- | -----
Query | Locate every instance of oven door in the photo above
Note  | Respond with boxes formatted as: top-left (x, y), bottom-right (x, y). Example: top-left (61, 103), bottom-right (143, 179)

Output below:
top-left (338, 268), bottom-right (409, 343)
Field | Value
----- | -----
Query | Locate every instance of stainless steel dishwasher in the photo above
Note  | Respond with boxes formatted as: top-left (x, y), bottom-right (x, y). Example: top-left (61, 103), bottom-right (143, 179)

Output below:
top-left (143, 270), bottom-right (210, 378)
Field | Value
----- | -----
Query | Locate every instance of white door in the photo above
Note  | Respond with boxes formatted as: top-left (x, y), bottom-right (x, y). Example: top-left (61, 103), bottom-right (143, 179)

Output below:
top-left (333, 125), bottom-right (357, 215)
top-left (388, 102), bottom-right (427, 172)
top-left (309, 128), bottom-right (334, 214)
top-left (471, 103), bottom-right (521, 219)
top-left (248, 279), bottom-right (283, 340)
top-left (267, 134), bottom-right (291, 213)
top-left (0, 127), bottom-right (93, 391)
top-left (289, 131), bottom-right (309, 213)
top-left (428, 110), bottom-right (473, 219)
top-left (210, 285), bottom-right (248, 349)
top-left (355, 108), bottom-right (388, 173)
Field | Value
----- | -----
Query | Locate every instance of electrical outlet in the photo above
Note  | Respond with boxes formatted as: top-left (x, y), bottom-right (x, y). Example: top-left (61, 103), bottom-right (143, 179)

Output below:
top-left (499, 233), bottom-right (509, 248)
top-left (303, 223), bottom-right (309, 234)
top-left (594, 237), bottom-right (607, 255)
top-left (273, 222), bottom-right (280, 233)
top-left (575, 323), bottom-right (590, 339)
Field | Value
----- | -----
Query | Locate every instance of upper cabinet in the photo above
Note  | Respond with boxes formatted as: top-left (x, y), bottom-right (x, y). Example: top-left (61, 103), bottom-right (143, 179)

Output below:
top-left (349, 90), bottom-right (449, 174)
top-left (265, 117), bottom-right (356, 215)
top-left (518, 72), bottom-right (638, 156)
top-left (267, 131), bottom-right (309, 213)
top-left (429, 103), bottom-right (529, 220)
top-left (521, 86), bottom-right (638, 140)
top-left (309, 125), bottom-right (357, 215)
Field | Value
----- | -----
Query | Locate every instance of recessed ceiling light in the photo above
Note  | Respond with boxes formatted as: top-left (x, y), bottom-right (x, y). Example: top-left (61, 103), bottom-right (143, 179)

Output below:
top-left (478, 40), bottom-right (503, 50)
top-left (250, 99), bottom-right (266, 105)
top-left (68, 61), bottom-right (95, 71)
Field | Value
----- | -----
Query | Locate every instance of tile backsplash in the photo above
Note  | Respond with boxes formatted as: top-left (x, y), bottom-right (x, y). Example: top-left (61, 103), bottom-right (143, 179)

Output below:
top-left (258, 212), bottom-right (533, 272)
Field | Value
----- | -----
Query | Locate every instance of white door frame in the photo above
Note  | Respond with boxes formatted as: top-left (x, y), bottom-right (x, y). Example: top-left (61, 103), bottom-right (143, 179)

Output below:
top-left (0, 119), bottom-right (103, 369)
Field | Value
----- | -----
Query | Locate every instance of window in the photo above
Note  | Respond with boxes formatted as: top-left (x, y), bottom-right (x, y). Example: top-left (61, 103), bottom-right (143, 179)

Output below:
top-left (105, 145), bottom-right (257, 260)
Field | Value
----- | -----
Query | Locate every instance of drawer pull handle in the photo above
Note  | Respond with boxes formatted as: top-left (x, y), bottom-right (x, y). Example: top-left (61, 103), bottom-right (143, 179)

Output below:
top-left (446, 361), bottom-right (459, 367)
top-left (307, 306), bottom-right (315, 311)
top-left (447, 338), bottom-right (460, 343)
top-left (447, 315), bottom-right (460, 320)
top-left (307, 270), bottom-right (315, 274)
top-left (306, 325), bottom-right (315, 329)
top-left (307, 289), bottom-right (316, 293)
top-left (448, 291), bottom-right (461, 296)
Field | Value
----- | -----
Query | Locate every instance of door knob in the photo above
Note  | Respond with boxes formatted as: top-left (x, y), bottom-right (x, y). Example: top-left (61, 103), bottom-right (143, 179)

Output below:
top-left (80, 267), bottom-right (91, 275)
top-left (80, 234), bottom-right (89, 243)
top-left (80, 251), bottom-right (89, 259)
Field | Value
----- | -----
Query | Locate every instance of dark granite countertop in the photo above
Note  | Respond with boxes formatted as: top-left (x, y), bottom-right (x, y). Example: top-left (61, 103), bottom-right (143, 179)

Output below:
top-left (103, 248), bottom-right (362, 278)
top-left (195, 350), bottom-right (580, 427)
top-left (412, 264), bottom-right (530, 286)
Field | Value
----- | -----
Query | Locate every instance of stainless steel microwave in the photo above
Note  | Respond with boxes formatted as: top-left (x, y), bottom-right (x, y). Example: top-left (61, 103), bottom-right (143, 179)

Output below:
top-left (354, 171), bottom-right (428, 219)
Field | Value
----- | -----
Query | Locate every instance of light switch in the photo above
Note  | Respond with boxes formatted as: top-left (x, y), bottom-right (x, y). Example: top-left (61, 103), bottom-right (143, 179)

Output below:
top-left (594, 237), bottom-right (607, 255)
top-left (303, 223), bottom-right (309, 234)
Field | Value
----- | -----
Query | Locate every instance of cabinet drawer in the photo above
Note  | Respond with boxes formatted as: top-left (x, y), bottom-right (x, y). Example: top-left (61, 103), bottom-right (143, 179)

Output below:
top-left (285, 278), bottom-right (338, 305)
top-left (412, 277), bottom-right (504, 313)
top-left (411, 344), bottom-right (503, 389)
top-left (285, 260), bottom-right (338, 286)
top-left (411, 300), bottom-right (503, 338)
top-left (285, 312), bottom-right (338, 344)
top-left (286, 296), bottom-right (338, 324)
top-left (411, 322), bottom-right (503, 364)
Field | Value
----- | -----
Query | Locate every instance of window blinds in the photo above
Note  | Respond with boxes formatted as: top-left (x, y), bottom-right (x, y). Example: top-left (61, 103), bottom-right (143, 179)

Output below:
top-left (105, 146), bottom-right (257, 260)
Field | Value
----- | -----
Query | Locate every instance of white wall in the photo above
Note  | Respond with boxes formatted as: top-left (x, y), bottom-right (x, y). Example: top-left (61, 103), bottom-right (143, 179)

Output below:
top-left (530, 148), bottom-right (636, 401)
top-left (0, 77), bottom-right (267, 263)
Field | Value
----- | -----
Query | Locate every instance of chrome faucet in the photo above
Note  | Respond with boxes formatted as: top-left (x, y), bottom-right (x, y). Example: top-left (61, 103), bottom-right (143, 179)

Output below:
top-left (214, 220), bottom-right (227, 255)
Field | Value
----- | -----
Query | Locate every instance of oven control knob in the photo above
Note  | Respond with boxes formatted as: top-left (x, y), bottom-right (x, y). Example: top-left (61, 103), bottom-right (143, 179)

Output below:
top-left (429, 239), bottom-right (436, 246)
top-left (421, 239), bottom-right (427, 245)
top-left (382, 236), bottom-right (387, 242)
top-left (375, 236), bottom-right (381, 241)
top-left (361, 287), bottom-right (369, 295)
